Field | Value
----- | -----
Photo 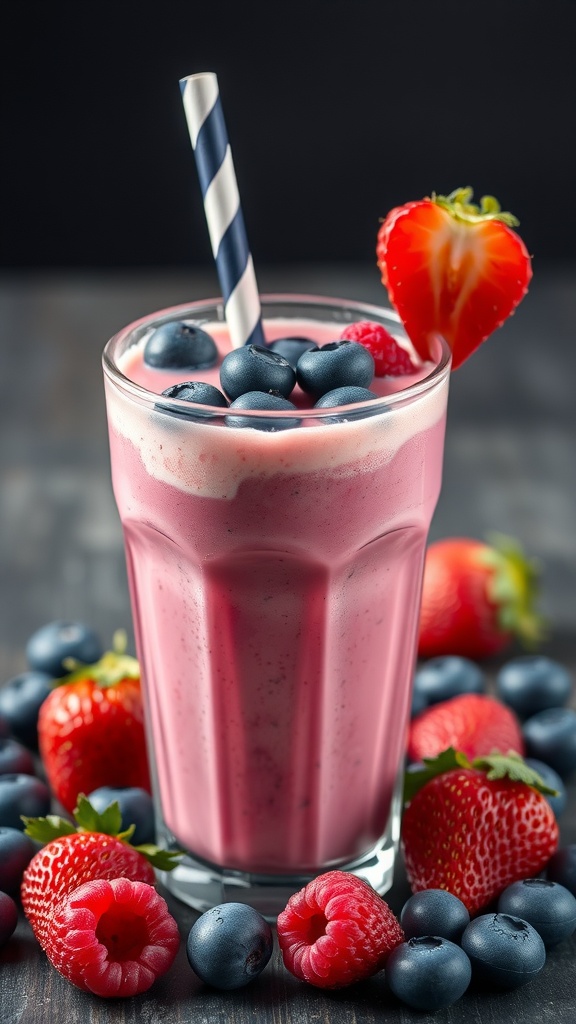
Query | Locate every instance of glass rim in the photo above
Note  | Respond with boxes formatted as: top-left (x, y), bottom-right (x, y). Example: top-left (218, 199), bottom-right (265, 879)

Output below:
top-left (102, 292), bottom-right (452, 420)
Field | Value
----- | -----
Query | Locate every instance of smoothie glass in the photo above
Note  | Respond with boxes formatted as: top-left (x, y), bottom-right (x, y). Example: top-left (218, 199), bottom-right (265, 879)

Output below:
top-left (103, 294), bottom-right (451, 917)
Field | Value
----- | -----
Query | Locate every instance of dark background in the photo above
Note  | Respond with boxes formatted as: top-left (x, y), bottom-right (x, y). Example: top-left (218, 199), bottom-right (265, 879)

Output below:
top-left (2, 0), bottom-right (575, 270)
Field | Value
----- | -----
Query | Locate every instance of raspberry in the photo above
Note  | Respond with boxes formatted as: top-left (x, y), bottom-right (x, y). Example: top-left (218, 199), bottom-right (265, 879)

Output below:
top-left (42, 877), bottom-right (180, 997)
top-left (277, 870), bottom-right (404, 988)
top-left (340, 320), bottom-right (416, 376)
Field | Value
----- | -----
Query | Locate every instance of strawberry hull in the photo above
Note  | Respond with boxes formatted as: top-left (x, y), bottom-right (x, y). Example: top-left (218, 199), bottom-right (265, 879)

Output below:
top-left (103, 296), bottom-right (450, 912)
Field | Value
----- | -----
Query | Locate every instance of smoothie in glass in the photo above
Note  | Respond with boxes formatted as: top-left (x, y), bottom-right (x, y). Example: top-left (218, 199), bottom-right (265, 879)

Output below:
top-left (103, 294), bottom-right (450, 915)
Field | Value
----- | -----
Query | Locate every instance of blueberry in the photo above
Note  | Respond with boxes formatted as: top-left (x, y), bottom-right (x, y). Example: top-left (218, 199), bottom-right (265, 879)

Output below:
top-left (497, 878), bottom-right (576, 947)
top-left (0, 714), bottom-right (9, 739)
top-left (522, 707), bottom-right (576, 778)
top-left (296, 340), bottom-right (374, 399)
top-left (400, 889), bottom-right (470, 943)
top-left (460, 913), bottom-right (546, 989)
top-left (268, 336), bottom-right (318, 368)
top-left (144, 321), bottom-right (218, 370)
top-left (87, 786), bottom-right (155, 846)
top-left (158, 381), bottom-right (229, 418)
top-left (546, 845), bottom-right (576, 895)
top-left (314, 386), bottom-right (380, 421)
top-left (0, 826), bottom-right (36, 893)
top-left (26, 621), bottom-right (103, 678)
top-left (0, 774), bottom-right (51, 830)
top-left (186, 902), bottom-right (273, 989)
top-left (411, 689), bottom-right (428, 718)
top-left (0, 671), bottom-right (53, 749)
top-left (220, 345), bottom-right (296, 400)
top-left (0, 892), bottom-right (18, 947)
top-left (496, 656), bottom-right (573, 718)
top-left (525, 758), bottom-right (566, 818)
top-left (0, 739), bottom-right (35, 777)
top-left (413, 657), bottom-right (485, 709)
top-left (386, 936), bottom-right (471, 1011)
top-left (225, 392), bottom-right (300, 431)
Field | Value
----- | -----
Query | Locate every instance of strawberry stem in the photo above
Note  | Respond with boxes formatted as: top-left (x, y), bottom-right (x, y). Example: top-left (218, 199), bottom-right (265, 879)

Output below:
top-left (404, 747), bottom-right (559, 805)
top-left (432, 187), bottom-right (520, 228)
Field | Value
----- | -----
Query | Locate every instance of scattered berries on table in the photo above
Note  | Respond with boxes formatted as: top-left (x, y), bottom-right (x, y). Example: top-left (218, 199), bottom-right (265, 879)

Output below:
top-left (400, 889), bottom-right (470, 943)
top-left (43, 877), bottom-right (180, 996)
top-left (0, 737), bottom-right (36, 777)
top-left (385, 936), bottom-right (472, 1011)
top-left (412, 656), bottom-right (485, 711)
top-left (418, 535), bottom-right (543, 661)
top-left (0, 671), bottom-right (53, 750)
top-left (38, 632), bottom-right (151, 813)
top-left (522, 707), bottom-right (576, 779)
top-left (0, 773), bottom-right (51, 830)
top-left (87, 786), bottom-right (156, 846)
top-left (460, 913), bottom-right (546, 989)
top-left (496, 655), bottom-right (573, 718)
top-left (407, 693), bottom-right (524, 763)
top-left (0, 826), bottom-right (36, 893)
top-left (20, 795), bottom-right (179, 948)
top-left (26, 621), bottom-right (103, 678)
top-left (497, 878), bottom-right (576, 947)
top-left (0, 891), bottom-right (19, 947)
top-left (402, 750), bottom-right (559, 914)
top-left (525, 758), bottom-right (566, 818)
top-left (376, 187), bottom-right (532, 369)
top-left (186, 903), bottom-right (273, 990)
top-left (546, 844), bottom-right (576, 895)
top-left (339, 320), bottom-right (416, 376)
top-left (277, 869), bottom-right (404, 989)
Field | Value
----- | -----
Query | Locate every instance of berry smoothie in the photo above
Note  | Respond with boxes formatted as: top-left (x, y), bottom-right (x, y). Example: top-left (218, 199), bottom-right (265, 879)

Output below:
top-left (103, 295), bottom-right (450, 910)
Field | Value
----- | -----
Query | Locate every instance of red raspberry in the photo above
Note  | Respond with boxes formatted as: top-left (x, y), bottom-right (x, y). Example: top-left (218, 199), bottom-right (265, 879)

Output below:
top-left (341, 320), bottom-right (416, 376)
top-left (42, 877), bottom-right (180, 997)
top-left (277, 870), bottom-right (404, 988)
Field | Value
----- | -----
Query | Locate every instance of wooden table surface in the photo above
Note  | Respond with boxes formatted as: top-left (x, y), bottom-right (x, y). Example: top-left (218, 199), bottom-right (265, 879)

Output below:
top-left (1, 264), bottom-right (575, 1023)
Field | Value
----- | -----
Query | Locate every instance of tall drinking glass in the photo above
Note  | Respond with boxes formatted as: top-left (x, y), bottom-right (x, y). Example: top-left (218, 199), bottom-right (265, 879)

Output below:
top-left (103, 294), bottom-right (451, 917)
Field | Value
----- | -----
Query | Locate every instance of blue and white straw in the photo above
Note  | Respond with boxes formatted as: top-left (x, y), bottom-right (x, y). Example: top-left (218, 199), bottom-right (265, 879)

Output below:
top-left (180, 72), bottom-right (265, 349)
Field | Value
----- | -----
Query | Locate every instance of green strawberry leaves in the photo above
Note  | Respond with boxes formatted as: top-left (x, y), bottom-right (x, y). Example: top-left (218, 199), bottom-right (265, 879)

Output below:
top-left (404, 747), bottom-right (559, 805)
top-left (481, 532), bottom-right (545, 647)
top-left (22, 794), bottom-right (182, 871)
top-left (432, 187), bottom-right (520, 227)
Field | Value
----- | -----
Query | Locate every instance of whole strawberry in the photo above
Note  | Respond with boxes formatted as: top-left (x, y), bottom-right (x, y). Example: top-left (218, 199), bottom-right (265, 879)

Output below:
top-left (20, 796), bottom-right (179, 948)
top-left (408, 693), bottom-right (524, 763)
top-left (418, 535), bottom-right (543, 660)
top-left (402, 750), bottom-right (559, 914)
top-left (376, 187), bottom-right (532, 369)
top-left (38, 632), bottom-right (151, 812)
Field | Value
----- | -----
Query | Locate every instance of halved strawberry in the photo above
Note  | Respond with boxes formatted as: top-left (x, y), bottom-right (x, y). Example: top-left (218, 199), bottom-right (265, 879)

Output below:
top-left (376, 187), bottom-right (532, 369)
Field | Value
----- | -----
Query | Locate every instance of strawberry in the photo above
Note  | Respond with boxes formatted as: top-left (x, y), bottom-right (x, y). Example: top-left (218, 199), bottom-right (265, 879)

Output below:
top-left (38, 632), bottom-right (151, 812)
top-left (402, 749), bottom-right (559, 914)
top-left (376, 187), bottom-right (532, 369)
top-left (418, 534), bottom-right (543, 660)
top-left (20, 795), bottom-right (179, 948)
top-left (408, 693), bottom-right (524, 763)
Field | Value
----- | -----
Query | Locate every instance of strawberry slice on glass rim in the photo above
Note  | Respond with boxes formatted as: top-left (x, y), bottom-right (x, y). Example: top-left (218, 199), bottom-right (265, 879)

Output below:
top-left (376, 187), bottom-right (533, 369)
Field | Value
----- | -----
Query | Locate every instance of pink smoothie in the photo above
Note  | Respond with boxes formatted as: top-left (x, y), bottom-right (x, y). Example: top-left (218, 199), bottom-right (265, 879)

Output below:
top-left (104, 304), bottom-right (449, 875)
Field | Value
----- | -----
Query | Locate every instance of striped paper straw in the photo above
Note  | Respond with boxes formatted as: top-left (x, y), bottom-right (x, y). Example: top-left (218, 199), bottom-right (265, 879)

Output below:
top-left (180, 72), bottom-right (265, 349)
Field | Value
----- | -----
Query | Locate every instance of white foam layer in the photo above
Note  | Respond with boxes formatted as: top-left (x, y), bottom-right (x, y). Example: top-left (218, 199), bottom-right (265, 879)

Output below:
top-left (105, 319), bottom-right (449, 500)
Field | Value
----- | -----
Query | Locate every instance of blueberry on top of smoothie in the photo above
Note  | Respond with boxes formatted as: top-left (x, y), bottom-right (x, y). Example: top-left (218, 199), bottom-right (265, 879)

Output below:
top-left (161, 382), bottom-right (229, 407)
top-left (296, 340), bottom-right (375, 399)
top-left (144, 321), bottom-right (218, 370)
top-left (268, 336), bottom-right (318, 369)
top-left (220, 345), bottom-right (296, 401)
top-left (225, 391), bottom-right (299, 431)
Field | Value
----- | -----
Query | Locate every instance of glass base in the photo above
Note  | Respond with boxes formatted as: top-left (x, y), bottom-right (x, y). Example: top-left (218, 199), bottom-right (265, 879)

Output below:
top-left (156, 773), bottom-right (403, 920)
